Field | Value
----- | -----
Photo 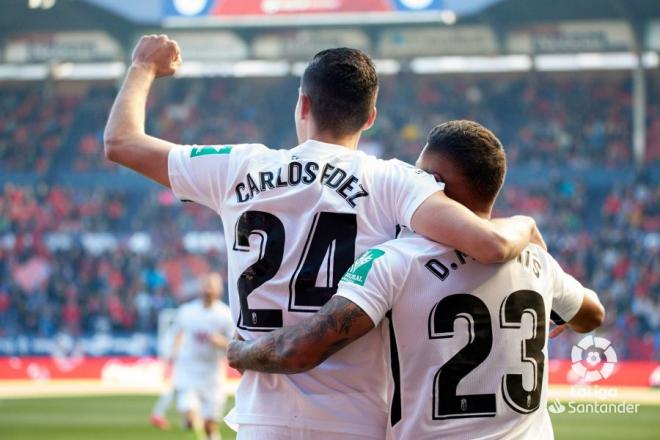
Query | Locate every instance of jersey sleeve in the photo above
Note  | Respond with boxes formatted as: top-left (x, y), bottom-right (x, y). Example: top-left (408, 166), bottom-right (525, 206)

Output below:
top-left (168, 144), bottom-right (242, 212)
top-left (548, 255), bottom-right (586, 322)
top-left (335, 247), bottom-right (405, 326)
top-left (375, 159), bottom-right (444, 230)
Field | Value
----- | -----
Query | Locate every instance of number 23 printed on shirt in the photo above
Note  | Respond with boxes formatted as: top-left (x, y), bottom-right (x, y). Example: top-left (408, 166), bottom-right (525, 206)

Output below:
top-left (427, 290), bottom-right (546, 419)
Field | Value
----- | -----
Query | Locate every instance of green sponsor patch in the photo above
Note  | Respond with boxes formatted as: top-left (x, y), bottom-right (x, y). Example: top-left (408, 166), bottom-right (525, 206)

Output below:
top-left (340, 248), bottom-right (386, 286)
top-left (190, 145), bottom-right (233, 157)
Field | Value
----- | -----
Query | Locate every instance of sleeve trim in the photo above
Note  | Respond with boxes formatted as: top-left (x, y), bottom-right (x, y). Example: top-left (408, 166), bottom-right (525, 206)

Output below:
top-left (334, 291), bottom-right (382, 327)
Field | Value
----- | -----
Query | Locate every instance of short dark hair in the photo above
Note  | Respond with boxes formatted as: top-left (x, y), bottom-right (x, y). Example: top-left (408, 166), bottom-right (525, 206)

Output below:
top-left (426, 120), bottom-right (506, 206)
top-left (301, 48), bottom-right (378, 136)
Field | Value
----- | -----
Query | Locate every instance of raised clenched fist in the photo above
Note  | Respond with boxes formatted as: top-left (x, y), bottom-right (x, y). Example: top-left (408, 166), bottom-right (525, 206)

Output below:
top-left (131, 34), bottom-right (181, 78)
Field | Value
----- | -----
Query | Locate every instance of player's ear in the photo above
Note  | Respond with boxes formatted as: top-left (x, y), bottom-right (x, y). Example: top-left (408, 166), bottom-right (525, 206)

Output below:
top-left (298, 93), bottom-right (312, 121)
top-left (362, 106), bottom-right (377, 131)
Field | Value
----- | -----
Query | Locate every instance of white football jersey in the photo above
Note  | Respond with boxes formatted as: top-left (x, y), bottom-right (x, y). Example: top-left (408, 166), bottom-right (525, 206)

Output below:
top-left (337, 232), bottom-right (587, 440)
top-left (168, 140), bottom-right (442, 437)
top-left (173, 299), bottom-right (234, 386)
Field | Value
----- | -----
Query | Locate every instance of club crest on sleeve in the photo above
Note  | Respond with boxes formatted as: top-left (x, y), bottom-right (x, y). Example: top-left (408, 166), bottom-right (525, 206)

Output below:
top-left (190, 145), bottom-right (233, 157)
top-left (341, 249), bottom-right (386, 286)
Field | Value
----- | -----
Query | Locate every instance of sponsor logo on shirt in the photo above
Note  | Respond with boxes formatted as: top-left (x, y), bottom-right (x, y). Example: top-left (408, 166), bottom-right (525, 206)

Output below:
top-left (190, 145), bottom-right (233, 157)
top-left (341, 248), bottom-right (385, 286)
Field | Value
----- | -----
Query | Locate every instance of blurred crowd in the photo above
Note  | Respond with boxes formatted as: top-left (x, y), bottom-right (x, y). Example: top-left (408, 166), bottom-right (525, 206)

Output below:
top-left (495, 176), bottom-right (659, 360)
top-left (0, 177), bottom-right (657, 359)
top-left (0, 71), bottom-right (658, 360)
top-left (1, 72), bottom-right (658, 174)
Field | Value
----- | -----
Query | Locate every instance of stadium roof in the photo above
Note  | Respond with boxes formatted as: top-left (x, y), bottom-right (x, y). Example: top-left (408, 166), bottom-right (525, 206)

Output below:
top-left (468, 0), bottom-right (660, 23)
top-left (3, 0), bottom-right (660, 35)
top-left (0, 0), bottom-right (134, 34)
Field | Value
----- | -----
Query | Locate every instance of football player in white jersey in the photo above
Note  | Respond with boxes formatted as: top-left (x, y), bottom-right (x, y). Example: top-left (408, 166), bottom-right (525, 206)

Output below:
top-left (227, 121), bottom-right (606, 439)
top-left (170, 273), bottom-right (234, 440)
top-left (105, 35), bottom-right (544, 439)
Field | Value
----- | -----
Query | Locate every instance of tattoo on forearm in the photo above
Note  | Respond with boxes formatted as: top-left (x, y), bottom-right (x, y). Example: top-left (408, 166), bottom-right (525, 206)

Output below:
top-left (235, 297), bottom-right (371, 374)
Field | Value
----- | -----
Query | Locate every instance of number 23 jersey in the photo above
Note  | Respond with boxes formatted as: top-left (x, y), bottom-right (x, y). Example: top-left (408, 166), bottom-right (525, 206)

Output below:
top-left (168, 140), bottom-right (442, 437)
top-left (337, 232), bottom-right (586, 440)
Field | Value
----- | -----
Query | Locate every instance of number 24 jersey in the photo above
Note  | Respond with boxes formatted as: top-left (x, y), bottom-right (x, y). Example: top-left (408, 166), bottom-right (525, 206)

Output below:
top-left (168, 140), bottom-right (442, 437)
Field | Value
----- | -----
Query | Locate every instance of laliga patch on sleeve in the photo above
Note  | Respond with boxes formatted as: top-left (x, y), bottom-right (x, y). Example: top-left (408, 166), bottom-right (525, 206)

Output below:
top-left (341, 249), bottom-right (386, 286)
top-left (190, 145), bottom-right (233, 157)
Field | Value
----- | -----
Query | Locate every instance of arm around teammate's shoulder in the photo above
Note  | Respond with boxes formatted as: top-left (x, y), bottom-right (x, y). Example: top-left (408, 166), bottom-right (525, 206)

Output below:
top-left (567, 289), bottom-right (605, 333)
top-left (227, 247), bottom-right (400, 374)
top-left (549, 254), bottom-right (605, 334)
top-left (410, 191), bottom-right (542, 264)
top-left (227, 296), bottom-right (375, 374)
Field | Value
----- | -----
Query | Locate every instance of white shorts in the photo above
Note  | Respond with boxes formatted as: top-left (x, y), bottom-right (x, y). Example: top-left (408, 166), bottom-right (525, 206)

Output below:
top-left (237, 425), bottom-right (377, 440)
top-left (176, 384), bottom-right (226, 421)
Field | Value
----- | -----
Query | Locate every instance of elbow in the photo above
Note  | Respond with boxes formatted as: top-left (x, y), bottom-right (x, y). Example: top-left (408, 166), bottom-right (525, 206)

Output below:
top-left (103, 132), bottom-right (124, 163)
top-left (585, 303), bottom-right (606, 332)
top-left (572, 304), bottom-right (606, 333)
top-left (104, 127), bottom-right (139, 164)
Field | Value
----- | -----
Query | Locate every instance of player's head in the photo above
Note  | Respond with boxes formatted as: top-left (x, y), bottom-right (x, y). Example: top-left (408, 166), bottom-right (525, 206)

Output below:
top-left (296, 48), bottom-right (379, 143)
top-left (200, 272), bottom-right (223, 303)
top-left (417, 120), bottom-right (506, 217)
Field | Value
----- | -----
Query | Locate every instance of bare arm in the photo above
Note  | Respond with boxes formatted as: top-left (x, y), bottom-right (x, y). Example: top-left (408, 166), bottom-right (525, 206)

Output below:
top-left (411, 191), bottom-right (543, 264)
top-left (227, 297), bottom-right (374, 374)
top-left (550, 291), bottom-right (605, 338)
top-left (104, 35), bottom-right (182, 187)
top-left (567, 289), bottom-right (605, 333)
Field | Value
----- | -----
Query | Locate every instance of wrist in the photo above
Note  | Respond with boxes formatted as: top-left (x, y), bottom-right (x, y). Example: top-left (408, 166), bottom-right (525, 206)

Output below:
top-left (129, 63), bottom-right (158, 79)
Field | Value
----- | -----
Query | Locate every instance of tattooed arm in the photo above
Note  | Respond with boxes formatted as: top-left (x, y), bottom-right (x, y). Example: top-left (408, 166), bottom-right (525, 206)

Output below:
top-left (227, 297), bottom-right (375, 374)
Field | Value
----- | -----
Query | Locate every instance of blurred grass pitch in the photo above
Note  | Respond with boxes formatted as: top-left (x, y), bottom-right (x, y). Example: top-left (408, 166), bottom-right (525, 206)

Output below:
top-left (0, 395), bottom-right (659, 440)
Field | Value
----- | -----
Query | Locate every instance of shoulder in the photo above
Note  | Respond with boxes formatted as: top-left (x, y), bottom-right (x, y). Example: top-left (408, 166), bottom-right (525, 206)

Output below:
top-left (526, 243), bottom-right (556, 270)
top-left (371, 157), bottom-right (425, 173)
top-left (353, 233), bottom-right (446, 278)
top-left (226, 143), bottom-right (270, 159)
top-left (214, 301), bottom-right (232, 315)
top-left (364, 157), bottom-right (435, 184)
top-left (210, 301), bottom-right (232, 319)
top-left (177, 301), bottom-right (196, 317)
top-left (184, 143), bottom-right (270, 160)
top-left (380, 232), bottom-right (451, 261)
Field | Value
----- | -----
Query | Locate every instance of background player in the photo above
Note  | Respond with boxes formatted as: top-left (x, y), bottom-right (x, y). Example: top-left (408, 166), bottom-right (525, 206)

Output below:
top-left (104, 36), bottom-right (543, 439)
top-left (149, 311), bottom-right (177, 430)
top-left (227, 120), bottom-right (606, 439)
top-left (168, 273), bottom-right (234, 440)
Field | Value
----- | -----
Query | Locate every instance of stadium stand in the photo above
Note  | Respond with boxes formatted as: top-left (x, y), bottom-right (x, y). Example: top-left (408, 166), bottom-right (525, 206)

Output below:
top-left (1, 73), bottom-right (654, 174)
top-left (0, 72), bottom-right (657, 360)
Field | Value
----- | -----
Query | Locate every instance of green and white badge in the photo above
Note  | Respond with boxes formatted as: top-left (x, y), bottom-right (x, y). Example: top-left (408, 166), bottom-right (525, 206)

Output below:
top-left (341, 249), bottom-right (385, 286)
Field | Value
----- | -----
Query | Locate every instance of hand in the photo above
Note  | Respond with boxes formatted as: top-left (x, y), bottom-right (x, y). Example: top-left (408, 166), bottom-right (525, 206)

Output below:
top-left (549, 324), bottom-right (567, 339)
top-left (131, 34), bottom-right (181, 78)
top-left (530, 221), bottom-right (547, 251)
top-left (227, 340), bottom-right (245, 374)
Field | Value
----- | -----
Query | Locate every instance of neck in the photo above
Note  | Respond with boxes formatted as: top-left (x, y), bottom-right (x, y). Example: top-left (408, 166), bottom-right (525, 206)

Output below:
top-left (202, 298), bottom-right (214, 308)
top-left (307, 132), bottom-right (361, 151)
top-left (473, 204), bottom-right (493, 220)
top-left (463, 200), bottom-right (493, 220)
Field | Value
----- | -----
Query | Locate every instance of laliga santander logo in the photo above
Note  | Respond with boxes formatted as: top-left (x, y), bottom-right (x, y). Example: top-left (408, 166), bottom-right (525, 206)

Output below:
top-left (547, 399), bottom-right (566, 414)
top-left (570, 335), bottom-right (617, 382)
